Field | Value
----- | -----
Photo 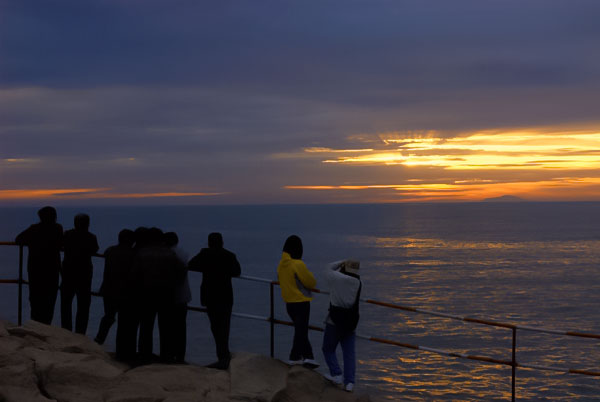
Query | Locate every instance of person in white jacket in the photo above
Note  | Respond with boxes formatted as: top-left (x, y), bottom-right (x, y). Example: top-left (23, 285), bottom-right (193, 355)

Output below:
top-left (321, 260), bottom-right (361, 392)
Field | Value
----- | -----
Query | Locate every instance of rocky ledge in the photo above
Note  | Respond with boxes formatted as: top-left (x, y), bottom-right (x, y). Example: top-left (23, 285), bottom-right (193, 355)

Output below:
top-left (0, 320), bottom-right (383, 402)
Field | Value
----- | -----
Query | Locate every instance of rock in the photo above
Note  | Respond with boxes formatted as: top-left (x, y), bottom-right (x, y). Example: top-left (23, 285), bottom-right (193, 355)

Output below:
top-left (0, 320), bottom-right (387, 402)
top-left (8, 320), bottom-right (107, 358)
top-left (0, 319), bottom-right (10, 337)
top-left (229, 352), bottom-right (289, 401)
top-left (0, 350), bottom-right (54, 402)
top-left (271, 365), bottom-right (383, 402)
top-left (0, 385), bottom-right (55, 402)
top-left (0, 333), bottom-right (25, 354)
top-left (104, 363), bottom-right (231, 402)
top-left (23, 347), bottom-right (125, 402)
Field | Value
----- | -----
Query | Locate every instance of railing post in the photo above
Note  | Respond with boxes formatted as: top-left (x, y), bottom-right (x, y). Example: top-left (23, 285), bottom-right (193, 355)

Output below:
top-left (270, 281), bottom-right (275, 358)
top-left (18, 245), bottom-right (23, 326)
top-left (512, 327), bottom-right (517, 402)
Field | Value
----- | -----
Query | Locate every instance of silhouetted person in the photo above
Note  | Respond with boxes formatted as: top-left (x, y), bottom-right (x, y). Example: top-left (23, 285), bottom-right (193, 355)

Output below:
top-left (321, 260), bottom-right (362, 392)
top-left (188, 232), bottom-right (241, 370)
top-left (277, 235), bottom-right (318, 368)
top-left (133, 227), bottom-right (150, 250)
top-left (132, 227), bottom-right (186, 364)
top-left (94, 229), bottom-right (135, 345)
top-left (114, 226), bottom-right (148, 362)
top-left (60, 213), bottom-right (99, 334)
top-left (15, 206), bottom-right (63, 324)
top-left (161, 231), bottom-right (192, 363)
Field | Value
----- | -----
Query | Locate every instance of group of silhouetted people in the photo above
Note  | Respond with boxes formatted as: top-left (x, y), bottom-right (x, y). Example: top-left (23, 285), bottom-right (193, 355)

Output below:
top-left (109, 226), bottom-right (192, 364)
top-left (16, 206), bottom-right (241, 369)
top-left (16, 206), bottom-right (361, 391)
top-left (15, 207), bottom-right (99, 332)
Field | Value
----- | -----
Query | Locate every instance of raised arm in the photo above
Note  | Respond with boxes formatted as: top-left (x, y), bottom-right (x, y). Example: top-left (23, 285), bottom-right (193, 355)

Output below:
top-left (324, 260), bottom-right (345, 287)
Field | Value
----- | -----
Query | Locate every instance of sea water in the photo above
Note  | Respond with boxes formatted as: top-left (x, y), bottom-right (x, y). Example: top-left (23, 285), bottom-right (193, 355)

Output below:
top-left (1, 203), bottom-right (600, 401)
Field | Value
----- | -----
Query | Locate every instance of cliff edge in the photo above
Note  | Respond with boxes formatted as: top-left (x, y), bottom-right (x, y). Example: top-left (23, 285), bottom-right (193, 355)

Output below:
top-left (0, 320), bottom-right (384, 402)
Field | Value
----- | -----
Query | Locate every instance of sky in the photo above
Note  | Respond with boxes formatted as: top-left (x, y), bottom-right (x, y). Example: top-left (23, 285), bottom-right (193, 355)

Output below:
top-left (2, 0), bottom-right (600, 204)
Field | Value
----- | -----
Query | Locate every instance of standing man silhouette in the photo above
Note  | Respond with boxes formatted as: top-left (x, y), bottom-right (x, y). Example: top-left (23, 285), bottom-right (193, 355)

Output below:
top-left (163, 231), bottom-right (192, 363)
top-left (15, 206), bottom-right (63, 324)
top-left (60, 213), bottom-right (99, 334)
top-left (94, 229), bottom-right (135, 345)
top-left (133, 227), bottom-right (186, 364)
top-left (188, 232), bottom-right (241, 370)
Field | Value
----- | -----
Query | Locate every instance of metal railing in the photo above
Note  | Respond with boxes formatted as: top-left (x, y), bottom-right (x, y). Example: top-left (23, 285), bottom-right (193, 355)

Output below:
top-left (2, 241), bottom-right (600, 401)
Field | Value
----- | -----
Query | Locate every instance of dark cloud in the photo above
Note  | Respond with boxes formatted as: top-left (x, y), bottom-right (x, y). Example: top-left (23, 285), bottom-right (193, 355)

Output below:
top-left (2, 0), bottom-right (600, 203)
top-left (3, 0), bottom-right (600, 93)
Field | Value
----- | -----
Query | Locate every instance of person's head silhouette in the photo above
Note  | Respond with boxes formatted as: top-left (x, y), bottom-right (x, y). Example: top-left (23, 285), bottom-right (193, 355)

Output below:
top-left (74, 213), bottom-right (90, 231)
top-left (208, 232), bottom-right (223, 249)
top-left (118, 229), bottom-right (135, 248)
top-left (283, 235), bottom-right (303, 259)
top-left (164, 232), bottom-right (179, 248)
top-left (37, 206), bottom-right (57, 224)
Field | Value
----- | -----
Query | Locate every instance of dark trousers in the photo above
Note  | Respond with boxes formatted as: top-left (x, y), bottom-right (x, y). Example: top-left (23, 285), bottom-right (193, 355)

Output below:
top-left (60, 274), bottom-right (92, 334)
top-left (207, 304), bottom-right (232, 362)
top-left (116, 300), bottom-right (139, 362)
top-left (138, 301), bottom-right (158, 362)
top-left (158, 303), bottom-right (188, 363)
top-left (95, 296), bottom-right (119, 344)
top-left (29, 271), bottom-right (59, 325)
top-left (139, 301), bottom-right (176, 363)
top-left (286, 301), bottom-right (314, 361)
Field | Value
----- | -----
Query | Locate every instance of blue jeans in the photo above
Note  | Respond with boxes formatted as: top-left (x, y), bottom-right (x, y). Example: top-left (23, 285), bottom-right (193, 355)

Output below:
top-left (321, 323), bottom-right (356, 385)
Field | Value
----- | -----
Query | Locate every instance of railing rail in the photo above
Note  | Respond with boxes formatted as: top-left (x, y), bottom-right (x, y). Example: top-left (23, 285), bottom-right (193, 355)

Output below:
top-left (2, 241), bottom-right (600, 401)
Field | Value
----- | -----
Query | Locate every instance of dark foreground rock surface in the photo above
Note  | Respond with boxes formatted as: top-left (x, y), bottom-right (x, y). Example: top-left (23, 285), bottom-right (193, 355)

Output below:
top-left (0, 320), bottom-right (387, 402)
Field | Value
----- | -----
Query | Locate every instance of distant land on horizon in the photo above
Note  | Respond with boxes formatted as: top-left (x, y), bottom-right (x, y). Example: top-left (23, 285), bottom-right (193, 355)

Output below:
top-left (482, 195), bottom-right (527, 202)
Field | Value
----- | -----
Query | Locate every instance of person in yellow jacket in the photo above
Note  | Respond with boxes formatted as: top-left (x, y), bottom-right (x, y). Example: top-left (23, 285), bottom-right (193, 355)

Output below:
top-left (277, 235), bottom-right (319, 368)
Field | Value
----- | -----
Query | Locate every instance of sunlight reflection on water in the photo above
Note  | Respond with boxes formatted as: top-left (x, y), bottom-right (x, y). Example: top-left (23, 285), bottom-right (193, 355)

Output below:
top-left (351, 232), bottom-right (600, 400)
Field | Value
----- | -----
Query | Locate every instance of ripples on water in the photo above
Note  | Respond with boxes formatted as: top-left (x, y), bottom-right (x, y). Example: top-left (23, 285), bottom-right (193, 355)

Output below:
top-left (1, 203), bottom-right (600, 400)
top-left (350, 232), bottom-right (600, 400)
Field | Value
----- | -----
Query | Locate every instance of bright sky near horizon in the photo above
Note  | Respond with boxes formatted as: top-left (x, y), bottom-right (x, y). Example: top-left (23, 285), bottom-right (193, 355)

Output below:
top-left (2, 0), bottom-right (600, 204)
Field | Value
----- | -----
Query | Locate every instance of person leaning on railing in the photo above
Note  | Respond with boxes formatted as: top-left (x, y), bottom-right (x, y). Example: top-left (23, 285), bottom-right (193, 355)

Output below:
top-left (94, 228), bottom-right (135, 348)
top-left (188, 232), bottom-right (241, 370)
top-left (276, 235), bottom-right (319, 368)
top-left (15, 206), bottom-right (63, 325)
top-left (60, 213), bottom-right (99, 335)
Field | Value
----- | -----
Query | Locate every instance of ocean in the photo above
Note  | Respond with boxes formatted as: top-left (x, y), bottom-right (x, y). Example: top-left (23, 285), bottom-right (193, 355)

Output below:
top-left (1, 203), bottom-right (600, 401)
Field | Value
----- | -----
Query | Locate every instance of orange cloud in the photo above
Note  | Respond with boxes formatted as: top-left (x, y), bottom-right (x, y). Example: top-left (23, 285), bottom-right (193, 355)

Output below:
top-left (0, 188), bottom-right (222, 200)
top-left (316, 130), bottom-right (600, 170)
top-left (285, 177), bottom-right (600, 202)
top-left (0, 189), bottom-right (108, 199)
top-left (103, 192), bottom-right (222, 199)
top-left (282, 127), bottom-right (600, 201)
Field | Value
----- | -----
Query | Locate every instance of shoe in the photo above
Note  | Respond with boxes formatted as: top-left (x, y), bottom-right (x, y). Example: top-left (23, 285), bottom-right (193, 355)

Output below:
top-left (205, 360), bottom-right (229, 370)
top-left (344, 383), bottom-right (354, 393)
top-left (302, 359), bottom-right (320, 369)
top-left (324, 374), bottom-right (343, 385)
top-left (287, 359), bottom-right (303, 366)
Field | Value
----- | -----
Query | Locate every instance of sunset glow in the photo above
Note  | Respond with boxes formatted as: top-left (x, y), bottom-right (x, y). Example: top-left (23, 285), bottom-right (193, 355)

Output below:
top-left (0, 189), bottom-right (221, 201)
top-left (285, 177), bottom-right (600, 202)
top-left (2, 2), bottom-right (600, 204)
top-left (317, 131), bottom-right (600, 170)
top-left (272, 128), bottom-right (600, 201)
